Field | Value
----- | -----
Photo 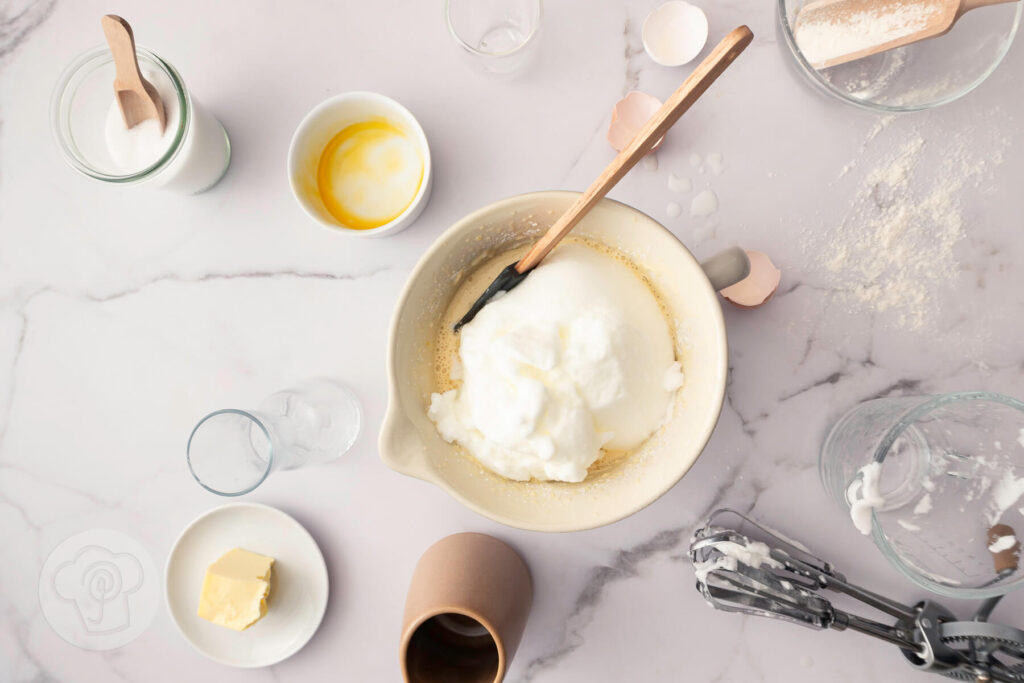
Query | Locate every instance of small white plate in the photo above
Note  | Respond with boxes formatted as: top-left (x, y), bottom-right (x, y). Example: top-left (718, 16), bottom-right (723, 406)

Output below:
top-left (166, 503), bottom-right (329, 668)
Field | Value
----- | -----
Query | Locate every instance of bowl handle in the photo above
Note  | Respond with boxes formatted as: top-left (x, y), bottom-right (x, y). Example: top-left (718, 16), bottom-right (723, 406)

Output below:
top-left (700, 247), bottom-right (750, 291)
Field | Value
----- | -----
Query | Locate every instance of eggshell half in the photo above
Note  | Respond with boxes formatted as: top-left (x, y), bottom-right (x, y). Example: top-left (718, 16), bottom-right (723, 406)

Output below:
top-left (642, 1), bottom-right (709, 67)
top-left (721, 250), bottom-right (781, 308)
top-left (607, 91), bottom-right (663, 152)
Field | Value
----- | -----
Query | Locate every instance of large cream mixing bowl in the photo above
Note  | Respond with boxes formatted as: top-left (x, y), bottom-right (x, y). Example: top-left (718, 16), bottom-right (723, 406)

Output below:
top-left (380, 191), bottom-right (745, 532)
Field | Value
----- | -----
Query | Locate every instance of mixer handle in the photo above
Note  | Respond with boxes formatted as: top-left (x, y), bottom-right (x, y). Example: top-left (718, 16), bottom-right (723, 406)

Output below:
top-left (700, 247), bottom-right (750, 291)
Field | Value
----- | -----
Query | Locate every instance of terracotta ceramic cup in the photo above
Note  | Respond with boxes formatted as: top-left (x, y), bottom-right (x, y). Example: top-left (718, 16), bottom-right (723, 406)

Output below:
top-left (401, 533), bottom-right (532, 683)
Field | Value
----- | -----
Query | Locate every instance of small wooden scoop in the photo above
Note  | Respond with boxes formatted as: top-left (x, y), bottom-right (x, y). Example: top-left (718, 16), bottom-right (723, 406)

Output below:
top-left (794, 0), bottom-right (1019, 69)
top-left (101, 15), bottom-right (166, 132)
top-left (453, 26), bottom-right (754, 332)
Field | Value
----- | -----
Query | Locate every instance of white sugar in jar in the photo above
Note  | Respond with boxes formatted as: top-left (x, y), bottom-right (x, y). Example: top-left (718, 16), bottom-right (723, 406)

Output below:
top-left (52, 45), bottom-right (230, 194)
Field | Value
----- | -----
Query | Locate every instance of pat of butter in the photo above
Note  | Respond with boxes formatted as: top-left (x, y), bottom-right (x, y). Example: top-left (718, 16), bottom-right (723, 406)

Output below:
top-left (197, 548), bottom-right (275, 631)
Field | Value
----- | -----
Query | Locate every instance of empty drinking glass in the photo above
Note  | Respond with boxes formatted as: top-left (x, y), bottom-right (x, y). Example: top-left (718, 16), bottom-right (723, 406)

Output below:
top-left (445, 0), bottom-right (542, 75)
top-left (821, 391), bottom-right (1024, 598)
top-left (187, 378), bottom-right (361, 496)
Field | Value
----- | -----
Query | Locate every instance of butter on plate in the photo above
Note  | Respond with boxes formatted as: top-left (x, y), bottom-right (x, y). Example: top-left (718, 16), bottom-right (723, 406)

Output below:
top-left (197, 548), bottom-right (275, 631)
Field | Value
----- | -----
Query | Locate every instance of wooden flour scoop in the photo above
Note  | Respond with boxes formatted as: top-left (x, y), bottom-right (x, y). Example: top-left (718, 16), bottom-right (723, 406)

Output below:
top-left (101, 14), bottom-right (166, 132)
top-left (453, 26), bottom-right (754, 332)
top-left (795, 0), bottom-right (1020, 69)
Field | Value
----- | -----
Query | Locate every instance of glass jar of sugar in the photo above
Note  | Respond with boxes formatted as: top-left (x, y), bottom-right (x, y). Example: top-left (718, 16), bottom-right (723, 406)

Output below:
top-left (51, 45), bottom-right (230, 194)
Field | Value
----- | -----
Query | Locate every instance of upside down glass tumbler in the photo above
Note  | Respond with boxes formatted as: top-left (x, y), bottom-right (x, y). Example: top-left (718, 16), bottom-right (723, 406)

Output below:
top-left (187, 378), bottom-right (361, 496)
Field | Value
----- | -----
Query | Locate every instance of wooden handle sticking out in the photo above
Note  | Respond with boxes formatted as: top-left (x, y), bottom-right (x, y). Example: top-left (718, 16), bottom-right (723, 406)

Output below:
top-left (102, 16), bottom-right (145, 88)
top-left (101, 15), bottom-right (166, 132)
top-left (514, 26), bottom-right (754, 274)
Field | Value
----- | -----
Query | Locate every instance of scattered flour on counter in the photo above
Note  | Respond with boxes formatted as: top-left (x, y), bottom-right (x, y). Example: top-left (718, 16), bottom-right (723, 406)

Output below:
top-left (689, 153), bottom-right (702, 168)
top-left (666, 202), bottom-right (682, 218)
top-left (1018, 427), bottom-right (1024, 449)
top-left (838, 115), bottom-right (896, 179)
top-left (823, 137), bottom-right (953, 329)
top-left (865, 137), bottom-right (924, 188)
top-left (898, 519), bottom-right (920, 531)
top-left (989, 535), bottom-right (1018, 554)
top-left (885, 75), bottom-right (959, 108)
top-left (848, 462), bottom-right (884, 534)
top-left (690, 189), bottom-right (718, 217)
top-left (834, 52), bottom-right (911, 101)
top-left (668, 172), bottom-right (692, 193)
top-left (914, 494), bottom-right (933, 515)
top-left (804, 116), bottom-right (1009, 331)
top-left (643, 153), bottom-right (659, 172)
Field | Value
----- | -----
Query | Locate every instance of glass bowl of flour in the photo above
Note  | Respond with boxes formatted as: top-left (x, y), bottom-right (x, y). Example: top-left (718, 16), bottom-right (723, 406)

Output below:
top-left (776, 0), bottom-right (1021, 111)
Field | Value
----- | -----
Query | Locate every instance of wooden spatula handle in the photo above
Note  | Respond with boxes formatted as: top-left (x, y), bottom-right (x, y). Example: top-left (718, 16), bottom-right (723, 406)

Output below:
top-left (515, 25), bottom-right (754, 274)
top-left (101, 14), bottom-right (147, 91)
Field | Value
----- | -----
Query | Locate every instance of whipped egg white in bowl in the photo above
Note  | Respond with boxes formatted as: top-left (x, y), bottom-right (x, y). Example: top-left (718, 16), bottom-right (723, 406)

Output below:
top-left (379, 191), bottom-right (734, 531)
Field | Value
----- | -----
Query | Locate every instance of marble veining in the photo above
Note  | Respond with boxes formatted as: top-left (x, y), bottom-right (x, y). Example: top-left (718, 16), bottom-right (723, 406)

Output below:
top-left (514, 526), bottom-right (693, 682)
top-left (2, 1), bottom-right (1023, 681)
top-left (0, 0), bottom-right (55, 61)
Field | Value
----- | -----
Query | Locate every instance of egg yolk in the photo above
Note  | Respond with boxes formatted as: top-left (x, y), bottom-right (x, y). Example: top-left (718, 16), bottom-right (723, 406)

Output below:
top-left (316, 120), bottom-right (424, 230)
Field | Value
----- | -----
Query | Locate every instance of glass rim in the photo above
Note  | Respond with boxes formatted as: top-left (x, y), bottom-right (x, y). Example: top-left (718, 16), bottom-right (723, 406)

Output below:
top-left (775, 0), bottom-right (1022, 113)
top-left (50, 44), bottom-right (191, 183)
top-left (444, 0), bottom-right (543, 59)
top-left (870, 391), bottom-right (1024, 467)
top-left (869, 390), bottom-right (1024, 599)
top-left (186, 409), bottom-right (274, 497)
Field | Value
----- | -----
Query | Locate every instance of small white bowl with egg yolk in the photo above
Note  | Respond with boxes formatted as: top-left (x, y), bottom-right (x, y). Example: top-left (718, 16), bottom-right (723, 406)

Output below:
top-left (288, 92), bottom-right (432, 237)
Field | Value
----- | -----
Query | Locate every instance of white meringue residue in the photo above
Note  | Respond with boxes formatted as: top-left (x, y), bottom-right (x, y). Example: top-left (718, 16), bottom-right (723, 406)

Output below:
top-left (848, 462), bottom-right (884, 535)
top-left (429, 243), bottom-right (681, 482)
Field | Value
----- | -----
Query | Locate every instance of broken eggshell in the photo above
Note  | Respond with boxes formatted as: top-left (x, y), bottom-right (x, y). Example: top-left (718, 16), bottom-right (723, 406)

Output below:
top-left (989, 524), bottom-right (1021, 574)
top-left (720, 250), bottom-right (781, 308)
top-left (642, 1), bottom-right (709, 67)
top-left (607, 91), bottom-right (664, 153)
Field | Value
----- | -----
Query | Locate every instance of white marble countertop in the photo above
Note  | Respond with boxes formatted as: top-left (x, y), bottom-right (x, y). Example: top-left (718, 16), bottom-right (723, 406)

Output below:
top-left (3, 0), bottom-right (1024, 681)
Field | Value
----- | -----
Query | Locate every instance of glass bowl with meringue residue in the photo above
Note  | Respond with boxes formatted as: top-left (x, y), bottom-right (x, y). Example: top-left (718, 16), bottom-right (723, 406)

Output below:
top-left (822, 392), bottom-right (1024, 599)
top-left (776, 0), bottom-right (1021, 111)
